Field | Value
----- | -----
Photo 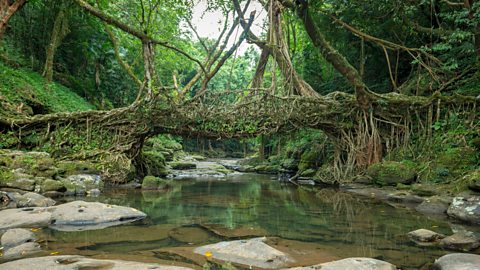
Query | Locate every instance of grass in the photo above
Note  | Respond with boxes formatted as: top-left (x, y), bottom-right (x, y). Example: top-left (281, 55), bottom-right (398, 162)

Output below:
top-left (0, 62), bottom-right (94, 114)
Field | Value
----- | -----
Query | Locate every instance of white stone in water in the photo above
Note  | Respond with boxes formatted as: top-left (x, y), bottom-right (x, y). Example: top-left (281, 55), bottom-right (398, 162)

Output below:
top-left (432, 253), bottom-right (480, 270)
top-left (0, 255), bottom-right (195, 270)
top-left (194, 237), bottom-right (294, 269)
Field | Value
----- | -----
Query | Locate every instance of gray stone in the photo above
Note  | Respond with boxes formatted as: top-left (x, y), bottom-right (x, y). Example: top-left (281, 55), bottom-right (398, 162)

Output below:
top-left (439, 231), bottom-right (480, 251)
top-left (287, 258), bottom-right (396, 270)
top-left (15, 192), bottom-right (56, 207)
top-left (64, 174), bottom-right (103, 195)
top-left (0, 201), bottom-right (146, 231)
top-left (1, 178), bottom-right (35, 191)
top-left (0, 255), bottom-right (194, 270)
top-left (408, 229), bottom-right (445, 243)
top-left (194, 237), bottom-right (294, 269)
top-left (2, 242), bottom-right (42, 260)
top-left (432, 253), bottom-right (480, 270)
top-left (40, 179), bottom-right (64, 192)
top-left (416, 196), bottom-right (451, 215)
top-left (447, 196), bottom-right (480, 224)
top-left (49, 201), bottom-right (147, 231)
top-left (0, 207), bottom-right (52, 230)
top-left (1, 228), bottom-right (36, 248)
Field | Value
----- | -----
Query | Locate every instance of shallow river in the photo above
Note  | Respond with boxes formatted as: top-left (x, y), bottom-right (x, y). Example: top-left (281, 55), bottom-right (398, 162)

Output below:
top-left (38, 174), bottom-right (466, 269)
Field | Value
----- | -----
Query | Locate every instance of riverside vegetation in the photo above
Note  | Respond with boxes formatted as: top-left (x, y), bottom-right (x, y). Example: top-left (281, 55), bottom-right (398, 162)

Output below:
top-left (0, 0), bottom-right (480, 269)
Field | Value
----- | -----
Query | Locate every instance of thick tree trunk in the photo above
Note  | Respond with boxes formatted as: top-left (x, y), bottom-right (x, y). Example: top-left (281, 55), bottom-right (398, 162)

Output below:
top-left (0, 0), bottom-right (26, 40)
top-left (251, 48), bottom-right (270, 89)
top-left (142, 40), bottom-right (155, 100)
top-left (43, 9), bottom-right (70, 82)
top-left (291, 1), bottom-right (371, 108)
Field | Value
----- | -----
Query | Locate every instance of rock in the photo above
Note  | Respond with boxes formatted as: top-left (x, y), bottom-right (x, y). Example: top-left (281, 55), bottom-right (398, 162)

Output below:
top-left (194, 237), bottom-right (293, 269)
top-left (2, 242), bottom-right (42, 259)
top-left (1, 228), bottom-right (36, 248)
top-left (170, 162), bottom-right (196, 170)
top-left (0, 201), bottom-right (146, 231)
top-left (63, 174), bottom-right (103, 196)
top-left (168, 227), bottom-right (210, 244)
top-left (411, 183), bottom-right (437, 196)
top-left (367, 161), bottom-right (416, 186)
top-left (142, 151), bottom-right (169, 177)
top-left (42, 191), bottom-right (64, 198)
top-left (56, 160), bottom-right (100, 176)
top-left (386, 192), bottom-right (424, 204)
top-left (141, 176), bottom-right (171, 190)
top-left (0, 207), bottom-right (52, 230)
top-left (0, 177), bottom-right (35, 191)
top-left (439, 231), bottom-right (480, 251)
top-left (447, 196), bottom-right (480, 224)
top-left (87, 188), bottom-right (101, 197)
top-left (0, 255), bottom-right (194, 270)
top-left (287, 258), bottom-right (396, 270)
top-left (16, 192), bottom-right (56, 207)
top-left (465, 170), bottom-right (480, 192)
top-left (281, 158), bottom-right (298, 171)
top-left (49, 201), bottom-right (147, 231)
top-left (237, 165), bottom-right (256, 172)
top-left (407, 229), bottom-right (445, 244)
top-left (40, 179), bottom-right (65, 193)
top-left (432, 253), bottom-right (480, 270)
top-left (415, 196), bottom-right (451, 215)
top-left (254, 165), bottom-right (279, 174)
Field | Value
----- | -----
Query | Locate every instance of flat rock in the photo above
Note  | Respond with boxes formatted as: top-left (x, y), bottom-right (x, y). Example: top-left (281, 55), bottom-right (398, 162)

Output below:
top-left (1, 228), bottom-right (36, 248)
top-left (0, 255), bottom-right (194, 270)
top-left (2, 242), bottom-right (42, 260)
top-left (439, 231), bottom-right (480, 251)
top-left (407, 229), bottom-right (445, 243)
top-left (0, 201), bottom-right (146, 231)
top-left (0, 207), bottom-right (52, 230)
top-left (15, 192), bottom-right (56, 207)
top-left (432, 253), bottom-right (480, 270)
top-left (49, 201), bottom-right (147, 231)
top-left (447, 196), bottom-right (480, 224)
top-left (286, 258), bottom-right (396, 270)
top-left (194, 237), bottom-right (294, 269)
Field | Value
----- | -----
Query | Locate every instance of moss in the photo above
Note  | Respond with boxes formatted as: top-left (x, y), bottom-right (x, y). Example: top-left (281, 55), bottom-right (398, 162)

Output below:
top-left (0, 166), bottom-right (13, 184)
top-left (141, 175), bottom-right (171, 190)
top-left (191, 154), bottom-right (206, 161)
top-left (142, 151), bottom-right (168, 177)
top-left (367, 161), bottom-right (417, 186)
top-left (56, 160), bottom-right (101, 176)
top-left (298, 147), bottom-right (322, 171)
top-left (40, 179), bottom-right (65, 192)
top-left (281, 158), bottom-right (298, 171)
top-left (254, 164), bottom-right (279, 174)
top-left (301, 168), bottom-right (316, 177)
top-left (170, 162), bottom-right (196, 170)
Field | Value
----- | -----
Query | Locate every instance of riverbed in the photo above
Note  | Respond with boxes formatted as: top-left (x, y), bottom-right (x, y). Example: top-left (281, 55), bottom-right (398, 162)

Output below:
top-left (30, 173), bottom-right (477, 269)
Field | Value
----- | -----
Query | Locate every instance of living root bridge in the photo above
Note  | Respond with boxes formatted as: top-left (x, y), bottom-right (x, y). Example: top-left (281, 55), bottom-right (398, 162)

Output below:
top-left (0, 90), bottom-right (478, 181)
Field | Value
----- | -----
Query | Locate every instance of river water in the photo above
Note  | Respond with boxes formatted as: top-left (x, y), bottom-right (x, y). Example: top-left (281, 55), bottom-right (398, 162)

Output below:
top-left (38, 174), bottom-right (463, 269)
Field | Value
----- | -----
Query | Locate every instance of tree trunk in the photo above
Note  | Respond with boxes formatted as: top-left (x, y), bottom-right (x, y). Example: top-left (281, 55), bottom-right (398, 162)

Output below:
top-left (251, 48), bottom-right (270, 89)
top-left (142, 40), bottom-right (155, 100)
top-left (0, 0), bottom-right (26, 40)
top-left (286, 0), bottom-right (371, 108)
top-left (42, 8), bottom-right (70, 82)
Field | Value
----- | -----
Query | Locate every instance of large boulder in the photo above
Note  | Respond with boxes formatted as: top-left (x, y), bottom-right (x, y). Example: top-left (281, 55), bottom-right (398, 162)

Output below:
top-left (447, 196), bottom-right (480, 224)
top-left (39, 179), bottom-right (65, 193)
top-left (0, 177), bottom-right (35, 191)
top-left (432, 253), bottom-right (480, 270)
top-left (194, 237), bottom-right (294, 269)
top-left (0, 201), bottom-right (146, 231)
top-left (62, 174), bottom-right (103, 196)
top-left (0, 255), bottom-right (194, 270)
top-left (415, 196), bottom-right (451, 215)
top-left (141, 176), bottom-right (171, 190)
top-left (170, 161), bottom-right (196, 170)
top-left (0, 207), bottom-right (52, 230)
top-left (49, 201), bottom-right (147, 231)
top-left (9, 192), bottom-right (56, 208)
top-left (287, 258), bottom-right (396, 270)
top-left (367, 161), bottom-right (416, 186)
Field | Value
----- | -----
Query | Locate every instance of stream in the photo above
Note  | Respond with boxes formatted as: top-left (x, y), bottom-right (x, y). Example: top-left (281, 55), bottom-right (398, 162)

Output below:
top-left (32, 172), bottom-right (476, 269)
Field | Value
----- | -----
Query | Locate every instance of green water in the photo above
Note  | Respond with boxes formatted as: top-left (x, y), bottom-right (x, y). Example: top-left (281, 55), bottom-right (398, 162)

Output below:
top-left (41, 174), bottom-right (463, 269)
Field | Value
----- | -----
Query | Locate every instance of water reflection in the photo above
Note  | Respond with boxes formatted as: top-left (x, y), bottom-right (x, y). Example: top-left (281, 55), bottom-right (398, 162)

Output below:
top-left (44, 174), bottom-right (458, 269)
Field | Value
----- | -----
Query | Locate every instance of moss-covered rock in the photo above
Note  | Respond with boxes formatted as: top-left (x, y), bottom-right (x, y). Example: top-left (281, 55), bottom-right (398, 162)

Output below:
top-left (298, 149), bottom-right (320, 171)
top-left (170, 162), bottom-right (196, 170)
top-left (367, 161), bottom-right (417, 186)
top-left (141, 175), bottom-right (171, 190)
top-left (56, 161), bottom-right (100, 177)
top-left (435, 147), bottom-right (477, 176)
top-left (254, 164), bottom-right (279, 174)
top-left (40, 179), bottom-right (65, 192)
top-left (142, 151), bottom-right (169, 177)
top-left (280, 158), bottom-right (298, 171)
top-left (411, 183), bottom-right (438, 196)
top-left (463, 170), bottom-right (480, 192)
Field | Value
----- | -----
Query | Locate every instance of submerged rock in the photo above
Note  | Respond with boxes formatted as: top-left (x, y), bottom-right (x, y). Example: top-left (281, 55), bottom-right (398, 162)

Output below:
top-left (439, 231), bottom-right (480, 251)
top-left (287, 258), bottom-right (396, 270)
top-left (0, 255), bottom-right (195, 270)
top-left (194, 237), bottom-right (294, 269)
top-left (2, 242), bottom-right (42, 260)
top-left (432, 253), bottom-right (480, 270)
top-left (447, 196), bottom-right (480, 224)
